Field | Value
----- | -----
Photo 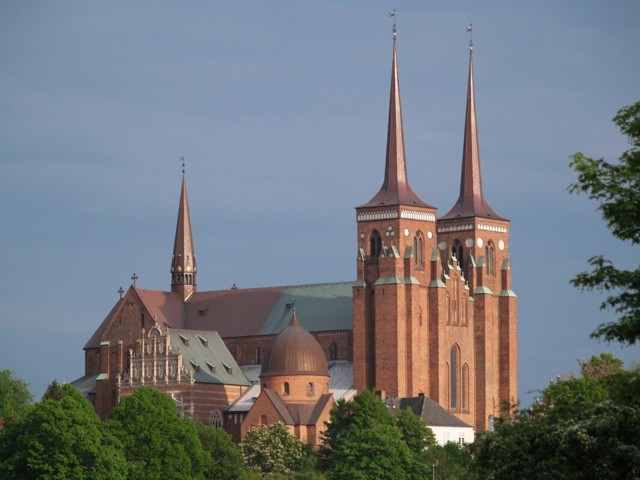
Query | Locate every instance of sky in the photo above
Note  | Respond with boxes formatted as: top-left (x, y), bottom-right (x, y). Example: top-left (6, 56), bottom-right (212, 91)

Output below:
top-left (1, 2), bottom-right (638, 406)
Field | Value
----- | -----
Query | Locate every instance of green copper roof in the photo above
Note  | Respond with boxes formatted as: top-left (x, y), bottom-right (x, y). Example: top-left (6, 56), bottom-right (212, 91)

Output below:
top-left (260, 282), bottom-right (355, 335)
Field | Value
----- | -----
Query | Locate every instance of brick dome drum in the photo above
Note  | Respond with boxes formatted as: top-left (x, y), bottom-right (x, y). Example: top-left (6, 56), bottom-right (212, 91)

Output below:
top-left (260, 311), bottom-right (329, 377)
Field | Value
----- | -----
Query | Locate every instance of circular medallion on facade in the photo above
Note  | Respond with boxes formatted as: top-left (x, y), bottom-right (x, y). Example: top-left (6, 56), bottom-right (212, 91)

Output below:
top-left (385, 231), bottom-right (390, 237)
top-left (427, 231), bottom-right (433, 239)
top-left (438, 241), bottom-right (447, 251)
top-left (477, 238), bottom-right (484, 248)
top-left (391, 231), bottom-right (395, 236)
top-left (465, 238), bottom-right (473, 248)
top-left (360, 232), bottom-right (365, 239)
top-left (387, 225), bottom-right (393, 231)
top-left (499, 240), bottom-right (505, 251)
top-left (404, 228), bottom-right (410, 237)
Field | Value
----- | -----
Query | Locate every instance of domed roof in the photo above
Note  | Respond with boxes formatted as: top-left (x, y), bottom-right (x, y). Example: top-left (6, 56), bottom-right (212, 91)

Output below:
top-left (261, 311), bottom-right (329, 377)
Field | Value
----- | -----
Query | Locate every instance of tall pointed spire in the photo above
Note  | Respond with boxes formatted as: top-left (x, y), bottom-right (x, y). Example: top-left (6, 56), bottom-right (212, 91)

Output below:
top-left (440, 47), bottom-right (503, 220)
top-left (360, 31), bottom-right (432, 209)
top-left (171, 163), bottom-right (197, 299)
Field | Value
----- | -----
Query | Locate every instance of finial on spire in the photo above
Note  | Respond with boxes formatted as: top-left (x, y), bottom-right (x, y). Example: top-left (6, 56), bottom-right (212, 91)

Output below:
top-left (389, 9), bottom-right (397, 39)
top-left (466, 23), bottom-right (473, 54)
top-left (178, 155), bottom-right (186, 178)
top-left (118, 286), bottom-right (124, 299)
top-left (131, 272), bottom-right (138, 286)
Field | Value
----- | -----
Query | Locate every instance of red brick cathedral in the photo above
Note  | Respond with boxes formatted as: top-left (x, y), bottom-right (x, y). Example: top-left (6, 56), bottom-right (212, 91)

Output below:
top-left (74, 34), bottom-right (517, 439)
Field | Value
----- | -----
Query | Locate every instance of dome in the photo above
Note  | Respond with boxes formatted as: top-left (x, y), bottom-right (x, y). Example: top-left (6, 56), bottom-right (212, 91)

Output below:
top-left (261, 311), bottom-right (329, 377)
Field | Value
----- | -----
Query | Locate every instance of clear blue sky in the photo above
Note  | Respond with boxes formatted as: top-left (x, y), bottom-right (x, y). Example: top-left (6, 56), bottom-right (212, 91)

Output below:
top-left (1, 1), bottom-right (638, 404)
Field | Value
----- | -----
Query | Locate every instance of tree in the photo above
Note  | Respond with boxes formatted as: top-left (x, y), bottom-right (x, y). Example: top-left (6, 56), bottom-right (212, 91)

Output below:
top-left (195, 423), bottom-right (244, 480)
top-left (320, 389), bottom-right (418, 480)
top-left (106, 388), bottom-right (210, 480)
top-left (471, 356), bottom-right (640, 479)
top-left (395, 406), bottom-right (436, 454)
top-left (569, 100), bottom-right (640, 344)
top-left (240, 422), bottom-right (306, 476)
top-left (0, 369), bottom-right (33, 423)
top-left (579, 352), bottom-right (624, 380)
top-left (0, 382), bottom-right (127, 479)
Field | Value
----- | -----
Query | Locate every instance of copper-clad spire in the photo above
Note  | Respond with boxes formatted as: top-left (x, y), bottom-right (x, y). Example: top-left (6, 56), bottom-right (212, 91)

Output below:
top-left (171, 171), bottom-right (197, 298)
top-left (440, 49), bottom-right (503, 220)
top-left (360, 34), bottom-right (432, 209)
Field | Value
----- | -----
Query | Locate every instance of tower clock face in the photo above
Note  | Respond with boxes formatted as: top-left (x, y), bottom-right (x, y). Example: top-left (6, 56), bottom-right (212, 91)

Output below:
top-left (404, 228), bottom-right (410, 237)
top-left (477, 238), bottom-right (484, 248)
top-left (499, 240), bottom-right (505, 250)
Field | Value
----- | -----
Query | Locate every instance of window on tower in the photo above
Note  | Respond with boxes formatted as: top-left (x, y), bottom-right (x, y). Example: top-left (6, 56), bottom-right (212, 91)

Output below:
top-left (450, 344), bottom-right (460, 411)
top-left (452, 239), bottom-right (464, 271)
top-left (413, 231), bottom-right (424, 266)
top-left (370, 230), bottom-right (382, 258)
top-left (486, 241), bottom-right (495, 276)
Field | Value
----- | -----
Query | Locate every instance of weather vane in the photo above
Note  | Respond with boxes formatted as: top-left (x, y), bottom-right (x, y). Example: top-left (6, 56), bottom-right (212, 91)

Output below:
top-left (389, 9), bottom-right (396, 39)
top-left (466, 23), bottom-right (473, 53)
top-left (179, 155), bottom-right (186, 177)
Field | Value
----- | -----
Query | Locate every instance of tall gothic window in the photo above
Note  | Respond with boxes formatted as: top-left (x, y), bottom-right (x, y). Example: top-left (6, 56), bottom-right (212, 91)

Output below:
top-left (485, 241), bottom-right (495, 276)
top-left (370, 230), bottom-right (382, 258)
top-left (452, 239), bottom-right (464, 270)
top-left (413, 231), bottom-right (424, 266)
top-left (450, 345), bottom-right (460, 410)
top-left (462, 364), bottom-right (469, 412)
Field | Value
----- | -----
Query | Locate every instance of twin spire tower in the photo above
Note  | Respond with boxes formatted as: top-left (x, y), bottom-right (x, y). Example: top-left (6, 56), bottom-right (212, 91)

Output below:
top-left (352, 24), bottom-right (517, 431)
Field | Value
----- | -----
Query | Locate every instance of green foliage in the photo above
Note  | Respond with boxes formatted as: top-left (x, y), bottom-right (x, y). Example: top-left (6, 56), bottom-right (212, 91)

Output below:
top-left (471, 357), bottom-right (640, 479)
top-left (0, 382), bottom-right (127, 479)
top-left (579, 352), bottom-right (624, 379)
top-left (423, 442), bottom-right (476, 480)
top-left (395, 406), bottom-right (436, 454)
top-left (107, 388), bottom-right (210, 480)
top-left (569, 100), bottom-right (640, 344)
top-left (0, 369), bottom-right (33, 423)
top-left (195, 423), bottom-right (244, 480)
top-left (320, 389), bottom-right (419, 480)
top-left (240, 422), bottom-right (306, 476)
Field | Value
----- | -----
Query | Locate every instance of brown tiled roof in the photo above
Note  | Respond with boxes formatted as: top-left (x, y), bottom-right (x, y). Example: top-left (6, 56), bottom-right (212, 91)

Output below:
top-left (84, 282), bottom-right (354, 350)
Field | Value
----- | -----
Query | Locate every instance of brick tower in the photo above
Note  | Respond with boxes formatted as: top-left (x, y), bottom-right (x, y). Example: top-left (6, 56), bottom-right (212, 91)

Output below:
top-left (353, 31), bottom-right (437, 399)
top-left (436, 44), bottom-right (517, 431)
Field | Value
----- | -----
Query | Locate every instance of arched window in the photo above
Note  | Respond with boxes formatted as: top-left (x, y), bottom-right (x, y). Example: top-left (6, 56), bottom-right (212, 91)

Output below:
top-left (283, 382), bottom-right (290, 396)
top-left (450, 345), bottom-right (460, 410)
top-left (370, 230), bottom-right (382, 258)
top-left (260, 415), bottom-right (268, 425)
top-left (306, 382), bottom-right (314, 396)
top-left (413, 231), bottom-right (424, 266)
top-left (452, 239), bottom-right (464, 271)
top-left (210, 410), bottom-right (224, 428)
top-left (485, 241), bottom-right (495, 276)
top-left (329, 342), bottom-right (338, 361)
top-left (462, 364), bottom-right (469, 412)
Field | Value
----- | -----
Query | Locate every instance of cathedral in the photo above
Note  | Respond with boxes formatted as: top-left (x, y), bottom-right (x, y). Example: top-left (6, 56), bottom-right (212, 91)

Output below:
top-left (73, 32), bottom-right (517, 444)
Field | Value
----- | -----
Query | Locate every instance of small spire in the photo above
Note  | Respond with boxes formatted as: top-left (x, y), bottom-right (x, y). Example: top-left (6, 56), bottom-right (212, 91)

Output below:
top-left (171, 169), bottom-right (197, 299)
top-left (289, 309), bottom-right (301, 327)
